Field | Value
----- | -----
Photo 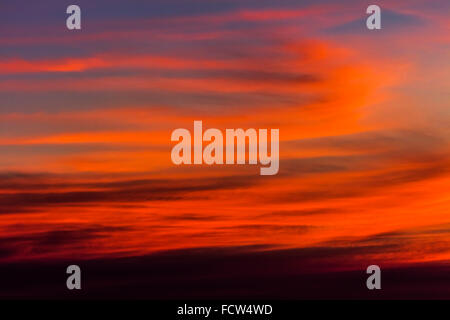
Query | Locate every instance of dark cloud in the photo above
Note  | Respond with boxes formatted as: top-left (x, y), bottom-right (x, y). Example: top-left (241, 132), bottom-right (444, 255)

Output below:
top-left (279, 130), bottom-right (449, 180)
top-left (260, 207), bottom-right (347, 218)
top-left (160, 213), bottom-right (221, 221)
top-left (0, 244), bottom-right (449, 299)
top-left (285, 130), bottom-right (446, 154)
top-left (217, 224), bottom-right (314, 234)
top-left (0, 225), bottom-right (133, 259)
top-left (0, 90), bottom-right (315, 115)
top-left (271, 161), bottom-right (448, 203)
top-left (358, 224), bottom-right (450, 246)
top-left (0, 172), bottom-right (263, 213)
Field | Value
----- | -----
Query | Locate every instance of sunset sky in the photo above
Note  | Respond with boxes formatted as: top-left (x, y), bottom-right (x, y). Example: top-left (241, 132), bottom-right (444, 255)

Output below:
top-left (0, 0), bottom-right (449, 298)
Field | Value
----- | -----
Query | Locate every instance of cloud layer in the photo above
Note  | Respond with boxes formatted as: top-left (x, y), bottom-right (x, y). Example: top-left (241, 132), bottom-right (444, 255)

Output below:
top-left (0, 0), bottom-right (449, 297)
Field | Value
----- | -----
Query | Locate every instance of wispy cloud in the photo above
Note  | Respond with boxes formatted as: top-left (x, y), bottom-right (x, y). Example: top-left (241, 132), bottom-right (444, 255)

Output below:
top-left (0, 0), bottom-right (449, 297)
